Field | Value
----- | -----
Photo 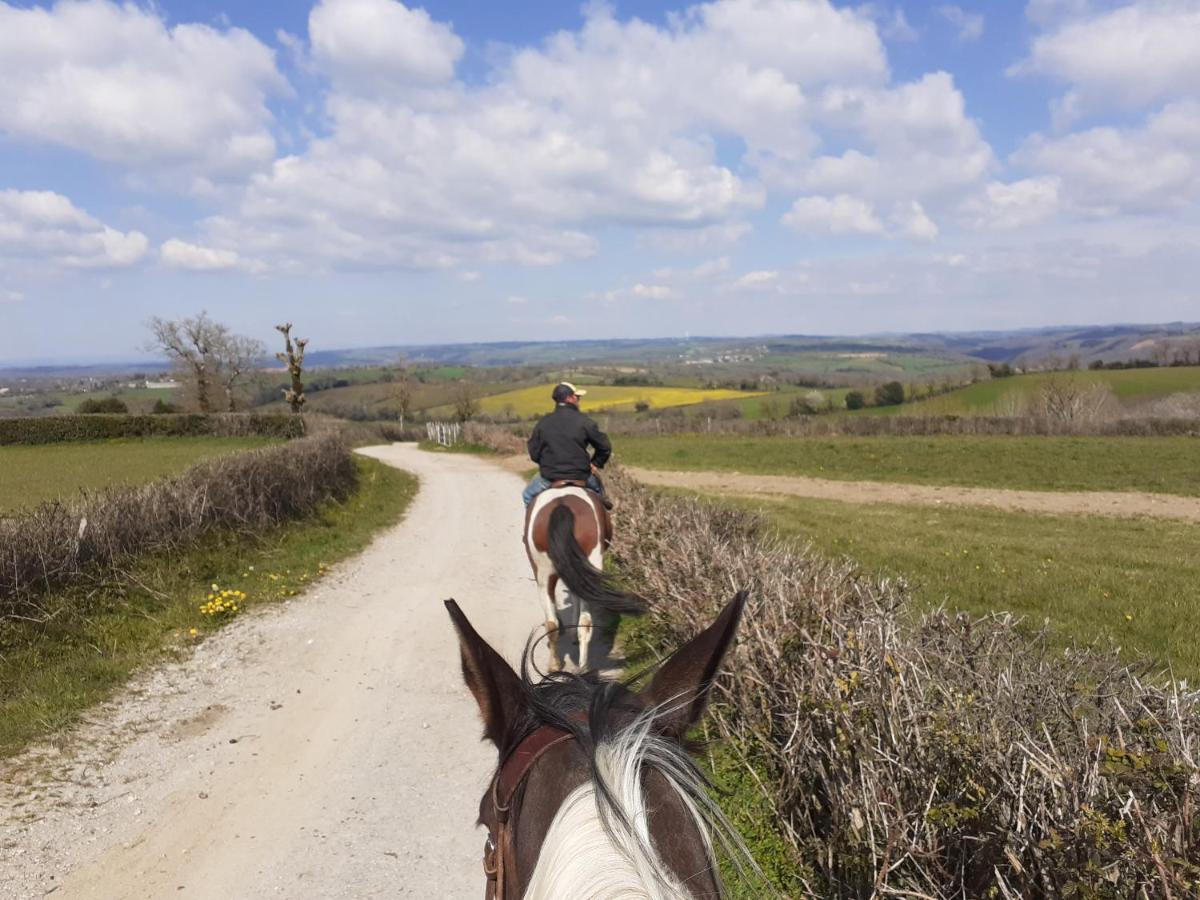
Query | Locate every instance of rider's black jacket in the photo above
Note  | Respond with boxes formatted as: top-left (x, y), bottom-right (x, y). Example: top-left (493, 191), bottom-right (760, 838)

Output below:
top-left (527, 403), bottom-right (612, 482)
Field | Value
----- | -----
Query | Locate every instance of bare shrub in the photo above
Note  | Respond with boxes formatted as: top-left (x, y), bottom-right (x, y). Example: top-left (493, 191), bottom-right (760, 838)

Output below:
top-left (1128, 392), bottom-right (1200, 420)
top-left (0, 435), bottom-right (357, 620)
top-left (608, 469), bottom-right (1200, 898)
top-left (1029, 376), bottom-right (1120, 427)
top-left (463, 421), bottom-right (526, 454)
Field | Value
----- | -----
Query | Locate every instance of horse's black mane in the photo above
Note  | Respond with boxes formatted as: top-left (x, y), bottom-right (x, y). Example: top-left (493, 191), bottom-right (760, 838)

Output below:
top-left (507, 647), bottom-right (645, 759)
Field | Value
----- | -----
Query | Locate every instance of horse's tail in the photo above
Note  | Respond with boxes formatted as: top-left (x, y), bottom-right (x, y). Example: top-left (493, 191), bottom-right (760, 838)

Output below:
top-left (546, 504), bottom-right (646, 616)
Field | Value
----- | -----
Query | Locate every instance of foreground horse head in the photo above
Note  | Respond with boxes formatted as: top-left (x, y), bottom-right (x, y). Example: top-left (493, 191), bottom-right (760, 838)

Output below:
top-left (446, 593), bottom-right (752, 900)
top-left (523, 486), bottom-right (645, 673)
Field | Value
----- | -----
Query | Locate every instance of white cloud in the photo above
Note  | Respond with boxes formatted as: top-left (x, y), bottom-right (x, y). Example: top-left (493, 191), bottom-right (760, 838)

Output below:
top-left (1015, 2), bottom-right (1200, 118)
top-left (605, 282), bottom-right (677, 301)
top-left (506, 295), bottom-right (528, 304)
top-left (309, 0), bottom-right (464, 89)
top-left (783, 194), bottom-right (885, 235)
top-left (0, 288), bottom-right (23, 303)
top-left (892, 200), bottom-right (939, 240)
top-left (630, 283), bottom-right (676, 299)
top-left (1015, 102), bottom-right (1200, 215)
top-left (937, 5), bottom-right (985, 42)
top-left (0, 190), bottom-right (147, 267)
top-left (0, 0), bottom-right (286, 182)
top-left (731, 270), bottom-right (779, 291)
top-left (857, 4), bottom-right (919, 41)
top-left (966, 176), bottom-right (1063, 229)
top-left (160, 239), bottom-right (241, 271)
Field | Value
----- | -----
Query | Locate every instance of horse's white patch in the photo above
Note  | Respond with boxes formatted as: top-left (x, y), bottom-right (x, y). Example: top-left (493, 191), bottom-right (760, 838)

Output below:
top-left (522, 706), bottom-right (757, 900)
top-left (526, 487), bottom-right (604, 669)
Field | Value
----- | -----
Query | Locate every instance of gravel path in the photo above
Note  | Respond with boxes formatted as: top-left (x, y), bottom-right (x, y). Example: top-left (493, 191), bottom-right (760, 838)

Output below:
top-left (624, 466), bottom-right (1200, 521)
top-left (1, 444), bottom-right (535, 899)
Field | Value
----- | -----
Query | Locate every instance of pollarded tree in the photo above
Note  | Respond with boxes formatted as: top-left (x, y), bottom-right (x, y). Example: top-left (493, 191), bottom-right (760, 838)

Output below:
top-left (276, 323), bottom-right (308, 414)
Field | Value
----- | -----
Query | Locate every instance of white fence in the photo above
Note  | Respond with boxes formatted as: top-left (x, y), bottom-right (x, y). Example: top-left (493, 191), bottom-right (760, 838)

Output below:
top-left (426, 421), bottom-right (462, 447)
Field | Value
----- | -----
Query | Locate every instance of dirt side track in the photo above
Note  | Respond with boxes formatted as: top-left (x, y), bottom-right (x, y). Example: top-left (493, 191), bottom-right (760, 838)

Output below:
top-left (1, 444), bottom-right (537, 900)
top-left (624, 466), bottom-right (1200, 522)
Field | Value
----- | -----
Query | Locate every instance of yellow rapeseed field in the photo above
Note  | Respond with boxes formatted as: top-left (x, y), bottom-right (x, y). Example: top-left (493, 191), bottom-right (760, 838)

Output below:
top-left (470, 384), bottom-right (762, 417)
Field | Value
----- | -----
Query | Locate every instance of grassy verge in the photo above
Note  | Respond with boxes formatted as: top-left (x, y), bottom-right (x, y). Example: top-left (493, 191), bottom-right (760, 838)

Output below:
top-left (618, 433), bottom-right (1200, 495)
top-left (0, 457), bottom-right (417, 758)
top-left (0, 436), bottom-right (279, 511)
top-left (734, 494), bottom-right (1200, 678)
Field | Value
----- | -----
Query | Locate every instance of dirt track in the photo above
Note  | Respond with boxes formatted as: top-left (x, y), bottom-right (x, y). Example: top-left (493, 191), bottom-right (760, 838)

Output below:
top-left (624, 466), bottom-right (1200, 522)
top-left (0, 444), bottom-right (542, 899)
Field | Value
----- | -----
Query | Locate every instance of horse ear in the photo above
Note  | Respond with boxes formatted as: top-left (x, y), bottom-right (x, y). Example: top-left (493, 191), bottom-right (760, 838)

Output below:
top-left (445, 599), bottom-right (524, 751)
top-left (641, 591), bottom-right (747, 739)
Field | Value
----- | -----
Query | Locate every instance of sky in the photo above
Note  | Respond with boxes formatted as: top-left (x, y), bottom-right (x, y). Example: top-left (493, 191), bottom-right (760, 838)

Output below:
top-left (1, 0), bottom-right (1199, 363)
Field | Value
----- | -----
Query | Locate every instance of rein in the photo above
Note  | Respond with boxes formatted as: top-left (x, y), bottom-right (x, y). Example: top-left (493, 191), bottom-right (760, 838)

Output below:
top-left (483, 723), bottom-right (577, 900)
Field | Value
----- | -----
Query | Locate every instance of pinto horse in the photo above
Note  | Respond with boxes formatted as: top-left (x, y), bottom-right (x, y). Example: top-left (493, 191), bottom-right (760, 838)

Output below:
top-left (523, 485), bottom-right (644, 672)
top-left (446, 593), bottom-right (758, 900)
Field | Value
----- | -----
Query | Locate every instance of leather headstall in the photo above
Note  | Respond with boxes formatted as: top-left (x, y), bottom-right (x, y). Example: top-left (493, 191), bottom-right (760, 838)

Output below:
top-left (483, 724), bottom-right (576, 900)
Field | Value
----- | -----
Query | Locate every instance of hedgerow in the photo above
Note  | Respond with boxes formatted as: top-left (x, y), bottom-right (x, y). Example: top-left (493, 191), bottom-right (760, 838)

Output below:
top-left (0, 435), bottom-right (356, 622)
top-left (0, 413), bottom-right (303, 446)
top-left (608, 469), bottom-right (1199, 898)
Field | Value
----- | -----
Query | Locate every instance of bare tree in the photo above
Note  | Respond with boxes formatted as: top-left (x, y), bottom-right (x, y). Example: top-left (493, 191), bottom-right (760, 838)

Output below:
top-left (148, 313), bottom-right (266, 413)
top-left (275, 323), bottom-right (308, 414)
top-left (215, 333), bottom-right (266, 411)
top-left (147, 312), bottom-right (224, 413)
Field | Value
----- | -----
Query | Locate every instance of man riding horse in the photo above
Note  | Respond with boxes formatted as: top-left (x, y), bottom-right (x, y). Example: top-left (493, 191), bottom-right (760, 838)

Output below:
top-left (522, 382), bottom-right (613, 510)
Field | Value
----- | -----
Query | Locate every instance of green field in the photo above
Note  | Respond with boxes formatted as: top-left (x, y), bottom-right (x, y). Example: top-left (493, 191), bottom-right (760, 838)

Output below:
top-left (617, 434), bottom-right (1200, 495)
top-left (738, 495), bottom-right (1200, 678)
top-left (431, 384), bottom-right (765, 418)
top-left (0, 386), bottom-right (181, 417)
top-left (861, 367), bottom-right (1200, 416)
top-left (0, 436), bottom-right (278, 511)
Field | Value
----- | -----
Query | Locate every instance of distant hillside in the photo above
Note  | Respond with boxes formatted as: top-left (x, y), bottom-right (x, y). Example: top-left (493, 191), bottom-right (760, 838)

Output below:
top-left (5, 322), bottom-right (1198, 377)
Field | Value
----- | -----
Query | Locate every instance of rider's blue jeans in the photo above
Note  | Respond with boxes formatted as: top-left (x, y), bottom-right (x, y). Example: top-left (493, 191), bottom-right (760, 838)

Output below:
top-left (523, 474), bottom-right (603, 506)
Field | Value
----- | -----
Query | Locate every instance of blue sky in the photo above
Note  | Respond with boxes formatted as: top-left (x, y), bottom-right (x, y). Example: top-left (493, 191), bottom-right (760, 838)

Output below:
top-left (1, 0), bottom-right (1198, 363)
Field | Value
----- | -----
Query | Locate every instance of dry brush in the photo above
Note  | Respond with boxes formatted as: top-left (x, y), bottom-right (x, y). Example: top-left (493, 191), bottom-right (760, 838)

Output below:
top-left (608, 469), bottom-right (1199, 898)
top-left (0, 435), bottom-right (357, 623)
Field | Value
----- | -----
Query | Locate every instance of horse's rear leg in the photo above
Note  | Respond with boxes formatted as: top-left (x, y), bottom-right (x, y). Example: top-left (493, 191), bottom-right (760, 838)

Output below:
top-left (539, 572), bottom-right (563, 673)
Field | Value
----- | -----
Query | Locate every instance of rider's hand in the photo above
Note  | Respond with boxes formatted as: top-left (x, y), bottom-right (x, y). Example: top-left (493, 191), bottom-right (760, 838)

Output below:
top-left (590, 463), bottom-right (600, 476)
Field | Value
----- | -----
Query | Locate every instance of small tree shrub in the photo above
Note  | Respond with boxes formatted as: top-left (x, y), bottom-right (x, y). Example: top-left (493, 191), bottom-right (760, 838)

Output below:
top-left (874, 381), bottom-right (905, 406)
top-left (844, 391), bottom-right (866, 410)
top-left (76, 397), bottom-right (129, 414)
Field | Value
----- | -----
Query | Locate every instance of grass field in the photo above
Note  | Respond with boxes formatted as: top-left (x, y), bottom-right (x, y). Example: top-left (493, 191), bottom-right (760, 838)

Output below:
top-left (735, 495), bottom-right (1200, 678)
top-left (0, 436), bottom-right (279, 512)
top-left (0, 457), bottom-right (417, 758)
top-left (617, 434), bottom-right (1200, 495)
top-left (861, 366), bottom-right (1200, 416)
top-left (429, 384), bottom-right (765, 418)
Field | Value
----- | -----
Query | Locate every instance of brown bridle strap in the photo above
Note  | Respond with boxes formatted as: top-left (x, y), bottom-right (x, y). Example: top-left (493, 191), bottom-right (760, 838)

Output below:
top-left (484, 724), bottom-right (576, 900)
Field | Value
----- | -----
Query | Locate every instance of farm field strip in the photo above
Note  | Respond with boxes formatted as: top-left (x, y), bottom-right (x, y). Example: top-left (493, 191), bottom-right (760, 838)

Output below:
top-left (616, 434), bottom-right (1200, 496)
top-left (624, 466), bottom-right (1200, 522)
top-left (0, 436), bottom-right (279, 511)
top-left (723, 493), bottom-right (1200, 679)
top-left (429, 383), bottom-right (764, 418)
